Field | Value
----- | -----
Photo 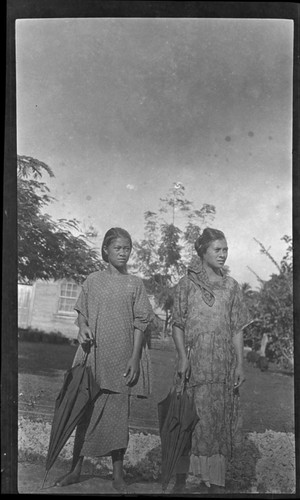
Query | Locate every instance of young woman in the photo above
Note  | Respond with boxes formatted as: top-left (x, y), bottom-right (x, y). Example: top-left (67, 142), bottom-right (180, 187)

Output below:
top-left (171, 227), bottom-right (250, 493)
top-left (55, 227), bottom-right (154, 493)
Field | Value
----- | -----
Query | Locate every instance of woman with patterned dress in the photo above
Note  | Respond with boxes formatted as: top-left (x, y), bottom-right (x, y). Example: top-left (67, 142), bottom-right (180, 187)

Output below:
top-left (171, 228), bottom-right (250, 493)
top-left (55, 228), bottom-right (154, 493)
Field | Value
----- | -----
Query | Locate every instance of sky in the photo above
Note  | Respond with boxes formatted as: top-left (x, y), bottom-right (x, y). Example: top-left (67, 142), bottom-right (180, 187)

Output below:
top-left (16, 17), bottom-right (293, 289)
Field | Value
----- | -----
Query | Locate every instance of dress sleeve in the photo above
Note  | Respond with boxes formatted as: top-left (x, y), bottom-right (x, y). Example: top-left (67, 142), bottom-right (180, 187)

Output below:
top-left (171, 277), bottom-right (189, 331)
top-left (133, 279), bottom-right (154, 332)
top-left (230, 282), bottom-right (251, 336)
top-left (74, 279), bottom-right (88, 325)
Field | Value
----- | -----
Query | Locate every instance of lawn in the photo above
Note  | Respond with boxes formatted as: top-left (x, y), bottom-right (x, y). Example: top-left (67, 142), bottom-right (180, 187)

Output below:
top-left (18, 340), bottom-right (296, 494)
top-left (18, 340), bottom-right (294, 434)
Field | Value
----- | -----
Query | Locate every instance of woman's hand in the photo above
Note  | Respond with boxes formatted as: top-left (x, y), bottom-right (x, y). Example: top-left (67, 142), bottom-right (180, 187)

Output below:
top-left (234, 363), bottom-right (246, 388)
top-left (177, 355), bottom-right (191, 381)
top-left (124, 356), bottom-right (140, 386)
top-left (78, 325), bottom-right (93, 352)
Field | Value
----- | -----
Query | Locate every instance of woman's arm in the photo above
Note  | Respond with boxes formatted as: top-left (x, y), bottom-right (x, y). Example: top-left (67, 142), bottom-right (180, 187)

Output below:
top-left (231, 282), bottom-right (251, 388)
top-left (172, 325), bottom-right (190, 379)
top-left (232, 330), bottom-right (245, 387)
top-left (131, 328), bottom-right (144, 359)
top-left (77, 312), bottom-right (92, 343)
top-left (124, 328), bottom-right (144, 385)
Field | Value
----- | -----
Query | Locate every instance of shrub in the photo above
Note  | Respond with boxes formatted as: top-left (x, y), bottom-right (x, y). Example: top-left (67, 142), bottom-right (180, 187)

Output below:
top-left (226, 436), bottom-right (261, 492)
top-left (18, 328), bottom-right (73, 345)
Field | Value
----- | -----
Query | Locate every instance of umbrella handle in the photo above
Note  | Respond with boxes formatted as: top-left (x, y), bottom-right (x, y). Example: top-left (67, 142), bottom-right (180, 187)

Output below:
top-left (175, 345), bottom-right (193, 394)
top-left (82, 337), bottom-right (95, 365)
top-left (186, 345), bottom-right (192, 359)
top-left (83, 351), bottom-right (89, 365)
top-left (181, 345), bottom-right (192, 392)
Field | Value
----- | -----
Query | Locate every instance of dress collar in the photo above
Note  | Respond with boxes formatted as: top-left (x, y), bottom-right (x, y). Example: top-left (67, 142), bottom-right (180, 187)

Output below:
top-left (107, 263), bottom-right (128, 276)
top-left (187, 256), bottom-right (216, 306)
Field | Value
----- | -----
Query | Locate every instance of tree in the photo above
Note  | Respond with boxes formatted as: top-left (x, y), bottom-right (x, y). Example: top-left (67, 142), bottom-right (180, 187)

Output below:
top-left (247, 236), bottom-right (293, 369)
top-left (17, 155), bottom-right (104, 284)
top-left (132, 183), bottom-right (216, 332)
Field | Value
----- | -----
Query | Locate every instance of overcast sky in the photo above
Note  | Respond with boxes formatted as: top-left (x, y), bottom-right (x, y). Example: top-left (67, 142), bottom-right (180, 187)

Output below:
top-left (16, 18), bottom-right (293, 288)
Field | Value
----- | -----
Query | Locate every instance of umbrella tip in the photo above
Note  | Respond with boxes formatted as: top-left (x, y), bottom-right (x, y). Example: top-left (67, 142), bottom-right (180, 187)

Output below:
top-left (41, 472), bottom-right (48, 489)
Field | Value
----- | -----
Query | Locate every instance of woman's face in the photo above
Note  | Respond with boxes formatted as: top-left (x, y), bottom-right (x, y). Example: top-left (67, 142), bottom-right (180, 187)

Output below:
top-left (202, 238), bottom-right (228, 271)
top-left (105, 237), bottom-right (132, 270)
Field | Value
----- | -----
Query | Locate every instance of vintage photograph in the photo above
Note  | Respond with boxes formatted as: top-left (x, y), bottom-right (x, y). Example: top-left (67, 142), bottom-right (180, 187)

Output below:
top-left (12, 10), bottom-right (295, 496)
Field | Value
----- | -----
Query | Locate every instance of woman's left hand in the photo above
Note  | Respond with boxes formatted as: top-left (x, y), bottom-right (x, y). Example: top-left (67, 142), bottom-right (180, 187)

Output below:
top-left (234, 363), bottom-right (246, 388)
top-left (124, 356), bottom-right (140, 386)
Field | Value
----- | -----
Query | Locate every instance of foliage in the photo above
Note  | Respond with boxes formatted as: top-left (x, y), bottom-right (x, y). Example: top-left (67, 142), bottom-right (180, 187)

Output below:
top-left (18, 413), bottom-right (295, 493)
top-left (132, 183), bottom-right (216, 331)
top-left (226, 437), bottom-right (261, 493)
top-left (242, 236), bottom-right (293, 369)
top-left (18, 328), bottom-right (75, 345)
top-left (248, 430), bottom-right (295, 494)
top-left (17, 155), bottom-right (104, 284)
top-left (125, 445), bottom-right (162, 482)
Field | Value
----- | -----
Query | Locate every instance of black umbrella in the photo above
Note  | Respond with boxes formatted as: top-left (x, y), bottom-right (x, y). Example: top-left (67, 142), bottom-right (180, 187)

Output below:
top-left (42, 341), bottom-right (99, 488)
top-left (157, 349), bottom-right (199, 492)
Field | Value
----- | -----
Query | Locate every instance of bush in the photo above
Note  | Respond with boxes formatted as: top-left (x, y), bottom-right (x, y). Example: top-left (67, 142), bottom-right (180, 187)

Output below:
top-left (18, 328), bottom-right (73, 345)
top-left (226, 436), bottom-right (261, 492)
top-left (125, 445), bottom-right (162, 482)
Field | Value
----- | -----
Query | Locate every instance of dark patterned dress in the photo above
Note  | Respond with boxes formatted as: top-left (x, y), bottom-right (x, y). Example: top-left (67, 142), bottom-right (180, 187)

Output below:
top-left (72, 264), bottom-right (153, 458)
top-left (172, 257), bottom-right (250, 486)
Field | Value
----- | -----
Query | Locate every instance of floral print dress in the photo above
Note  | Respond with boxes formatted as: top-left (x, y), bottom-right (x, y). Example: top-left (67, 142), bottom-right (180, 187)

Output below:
top-left (172, 257), bottom-right (250, 486)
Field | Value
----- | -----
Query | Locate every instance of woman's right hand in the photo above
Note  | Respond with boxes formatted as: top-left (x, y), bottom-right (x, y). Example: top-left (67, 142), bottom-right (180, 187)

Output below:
top-left (177, 355), bottom-right (191, 381)
top-left (78, 325), bottom-right (93, 352)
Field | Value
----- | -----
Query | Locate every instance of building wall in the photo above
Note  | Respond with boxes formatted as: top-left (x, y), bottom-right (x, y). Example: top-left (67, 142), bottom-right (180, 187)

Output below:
top-left (29, 280), bottom-right (79, 339)
top-left (19, 280), bottom-right (166, 341)
top-left (18, 283), bottom-right (34, 328)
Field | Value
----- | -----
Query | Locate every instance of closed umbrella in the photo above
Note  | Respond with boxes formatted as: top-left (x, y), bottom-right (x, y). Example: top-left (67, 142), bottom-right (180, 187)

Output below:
top-left (157, 348), bottom-right (199, 492)
top-left (42, 340), bottom-right (99, 488)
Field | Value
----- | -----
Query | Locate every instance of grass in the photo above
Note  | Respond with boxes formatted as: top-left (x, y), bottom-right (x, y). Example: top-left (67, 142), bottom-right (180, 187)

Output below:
top-left (18, 340), bottom-right (294, 433)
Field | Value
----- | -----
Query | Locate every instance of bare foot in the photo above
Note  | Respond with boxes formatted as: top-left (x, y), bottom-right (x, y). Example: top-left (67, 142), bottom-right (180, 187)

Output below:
top-left (112, 478), bottom-right (128, 493)
top-left (55, 470), bottom-right (81, 487)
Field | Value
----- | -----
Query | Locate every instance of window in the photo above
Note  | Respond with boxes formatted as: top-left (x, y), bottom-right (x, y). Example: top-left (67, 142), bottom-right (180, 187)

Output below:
top-left (58, 281), bottom-right (79, 314)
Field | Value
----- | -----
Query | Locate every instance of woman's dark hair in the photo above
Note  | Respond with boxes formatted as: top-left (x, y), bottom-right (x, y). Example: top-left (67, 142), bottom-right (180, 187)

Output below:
top-left (195, 227), bottom-right (226, 258)
top-left (101, 227), bottom-right (132, 263)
